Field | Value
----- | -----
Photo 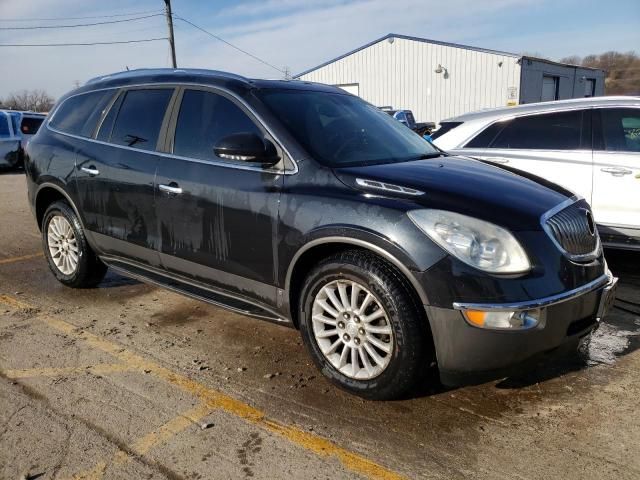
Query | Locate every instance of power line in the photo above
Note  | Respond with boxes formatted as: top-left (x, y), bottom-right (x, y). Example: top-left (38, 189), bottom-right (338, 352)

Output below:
top-left (0, 38), bottom-right (168, 47)
top-left (173, 15), bottom-right (286, 75)
top-left (0, 13), bottom-right (164, 30)
top-left (0, 9), bottom-right (164, 22)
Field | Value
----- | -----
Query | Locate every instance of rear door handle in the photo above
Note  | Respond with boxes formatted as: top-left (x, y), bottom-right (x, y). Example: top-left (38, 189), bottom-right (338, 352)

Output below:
top-left (159, 183), bottom-right (183, 195)
top-left (80, 166), bottom-right (100, 176)
top-left (600, 167), bottom-right (632, 176)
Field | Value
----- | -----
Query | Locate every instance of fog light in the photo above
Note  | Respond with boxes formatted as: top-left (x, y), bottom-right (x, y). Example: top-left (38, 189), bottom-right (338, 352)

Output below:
top-left (463, 309), bottom-right (540, 330)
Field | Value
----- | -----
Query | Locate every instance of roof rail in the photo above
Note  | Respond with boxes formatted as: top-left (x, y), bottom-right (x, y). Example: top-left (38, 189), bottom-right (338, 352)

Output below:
top-left (85, 68), bottom-right (249, 85)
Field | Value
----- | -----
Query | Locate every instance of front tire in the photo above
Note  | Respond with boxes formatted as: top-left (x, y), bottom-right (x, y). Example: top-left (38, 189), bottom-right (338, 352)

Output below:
top-left (299, 250), bottom-right (429, 400)
top-left (42, 201), bottom-right (107, 288)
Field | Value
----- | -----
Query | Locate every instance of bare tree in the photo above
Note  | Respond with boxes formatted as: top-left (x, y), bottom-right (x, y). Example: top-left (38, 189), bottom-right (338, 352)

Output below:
top-left (2, 89), bottom-right (55, 112)
top-left (560, 51), bottom-right (640, 95)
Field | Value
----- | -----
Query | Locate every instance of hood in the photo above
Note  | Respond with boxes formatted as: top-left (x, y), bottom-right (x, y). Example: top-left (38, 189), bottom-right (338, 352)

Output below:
top-left (333, 155), bottom-right (572, 231)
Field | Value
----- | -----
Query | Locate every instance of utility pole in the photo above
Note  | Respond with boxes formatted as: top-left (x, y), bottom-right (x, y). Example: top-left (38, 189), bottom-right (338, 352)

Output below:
top-left (164, 0), bottom-right (177, 68)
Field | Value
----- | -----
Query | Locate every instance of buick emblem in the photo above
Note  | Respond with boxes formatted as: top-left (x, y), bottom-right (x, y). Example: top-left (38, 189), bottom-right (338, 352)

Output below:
top-left (585, 209), bottom-right (596, 236)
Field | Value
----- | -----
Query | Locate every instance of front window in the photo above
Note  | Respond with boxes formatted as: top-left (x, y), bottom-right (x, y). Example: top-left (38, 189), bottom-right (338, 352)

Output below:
top-left (256, 89), bottom-right (438, 167)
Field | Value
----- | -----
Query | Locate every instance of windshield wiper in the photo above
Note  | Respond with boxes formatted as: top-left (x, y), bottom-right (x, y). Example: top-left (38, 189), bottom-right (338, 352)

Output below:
top-left (410, 153), bottom-right (444, 160)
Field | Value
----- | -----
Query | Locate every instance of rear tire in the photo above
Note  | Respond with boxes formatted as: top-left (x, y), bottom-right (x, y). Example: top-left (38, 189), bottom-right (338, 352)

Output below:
top-left (298, 249), bottom-right (429, 400)
top-left (42, 201), bottom-right (107, 288)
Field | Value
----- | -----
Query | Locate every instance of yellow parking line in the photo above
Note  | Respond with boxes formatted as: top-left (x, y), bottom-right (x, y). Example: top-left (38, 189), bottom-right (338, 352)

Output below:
top-left (0, 295), bottom-right (406, 480)
top-left (115, 403), bottom-right (212, 463)
top-left (69, 461), bottom-right (106, 480)
top-left (2, 363), bottom-right (139, 379)
top-left (0, 252), bottom-right (43, 265)
top-left (0, 294), bottom-right (32, 310)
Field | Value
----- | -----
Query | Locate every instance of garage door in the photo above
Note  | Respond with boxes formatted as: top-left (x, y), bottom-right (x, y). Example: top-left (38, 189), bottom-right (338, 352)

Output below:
top-left (542, 76), bottom-right (558, 101)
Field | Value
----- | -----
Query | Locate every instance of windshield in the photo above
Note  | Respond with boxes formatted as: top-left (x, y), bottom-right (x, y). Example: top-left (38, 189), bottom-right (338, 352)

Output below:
top-left (257, 89), bottom-right (439, 167)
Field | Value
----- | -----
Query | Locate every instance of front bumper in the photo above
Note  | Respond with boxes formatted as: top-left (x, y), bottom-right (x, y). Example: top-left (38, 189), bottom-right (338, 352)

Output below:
top-left (427, 272), bottom-right (618, 386)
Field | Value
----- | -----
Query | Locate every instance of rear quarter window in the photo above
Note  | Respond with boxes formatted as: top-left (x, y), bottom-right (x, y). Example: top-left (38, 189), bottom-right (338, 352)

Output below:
top-left (21, 116), bottom-right (45, 135)
top-left (50, 89), bottom-right (116, 138)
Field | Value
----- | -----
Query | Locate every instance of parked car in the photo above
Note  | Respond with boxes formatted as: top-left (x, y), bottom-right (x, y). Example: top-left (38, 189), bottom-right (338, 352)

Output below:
top-left (25, 69), bottom-right (617, 399)
top-left (432, 97), bottom-right (640, 250)
top-left (380, 107), bottom-right (436, 138)
top-left (0, 110), bottom-right (46, 170)
top-left (16, 111), bottom-right (46, 148)
top-left (0, 110), bottom-right (22, 170)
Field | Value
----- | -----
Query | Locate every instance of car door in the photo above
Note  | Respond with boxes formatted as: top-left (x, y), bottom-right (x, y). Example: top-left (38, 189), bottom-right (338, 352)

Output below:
top-left (75, 86), bottom-right (176, 267)
top-left (154, 87), bottom-right (283, 303)
top-left (458, 109), bottom-right (593, 202)
top-left (591, 107), bottom-right (640, 236)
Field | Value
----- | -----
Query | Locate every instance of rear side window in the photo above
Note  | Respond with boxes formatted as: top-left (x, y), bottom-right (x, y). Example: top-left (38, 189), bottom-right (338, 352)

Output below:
top-left (0, 115), bottom-right (10, 138)
top-left (477, 110), bottom-right (587, 150)
top-left (599, 108), bottom-right (640, 153)
top-left (50, 90), bottom-right (115, 137)
top-left (173, 89), bottom-right (261, 161)
top-left (110, 89), bottom-right (173, 151)
top-left (432, 121), bottom-right (463, 141)
top-left (21, 116), bottom-right (45, 135)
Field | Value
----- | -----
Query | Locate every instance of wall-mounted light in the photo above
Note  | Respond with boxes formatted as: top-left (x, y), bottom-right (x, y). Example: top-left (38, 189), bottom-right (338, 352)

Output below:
top-left (434, 64), bottom-right (448, 78)
top-left (498, 61), bottom-right (503, 67)
top-left (388, 37), bottom-right (395, 44)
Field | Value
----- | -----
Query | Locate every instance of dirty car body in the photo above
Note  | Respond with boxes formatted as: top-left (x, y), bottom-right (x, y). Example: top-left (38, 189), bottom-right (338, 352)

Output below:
top-left (24, 69), bottom-right (617, 399)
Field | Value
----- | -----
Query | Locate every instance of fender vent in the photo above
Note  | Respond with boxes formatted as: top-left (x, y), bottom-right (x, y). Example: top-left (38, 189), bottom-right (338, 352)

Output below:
top-left (355, 178), bottom-right (424, 196)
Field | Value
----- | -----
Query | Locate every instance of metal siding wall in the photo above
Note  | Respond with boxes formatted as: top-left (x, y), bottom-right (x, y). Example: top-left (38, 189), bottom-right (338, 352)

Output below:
top-left (299, 38), bottom-right (522, 124)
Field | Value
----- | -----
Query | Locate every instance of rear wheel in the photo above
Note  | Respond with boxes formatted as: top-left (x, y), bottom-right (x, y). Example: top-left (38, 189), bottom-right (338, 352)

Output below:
top-left (42, 201), bottom-right (107, 288)
top-left (299, 250), bottom-right (429, 400)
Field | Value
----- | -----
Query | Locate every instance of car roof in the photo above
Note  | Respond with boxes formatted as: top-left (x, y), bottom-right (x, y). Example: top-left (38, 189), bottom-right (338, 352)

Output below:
top-left (80, 68), bottom-right (344, 96)
top-left (443, 96), bottom-right (640, 123)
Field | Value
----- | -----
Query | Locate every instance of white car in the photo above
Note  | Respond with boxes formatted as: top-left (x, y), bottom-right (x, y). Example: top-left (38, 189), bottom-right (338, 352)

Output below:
top-left (433, 96), bottom-right (640, 250)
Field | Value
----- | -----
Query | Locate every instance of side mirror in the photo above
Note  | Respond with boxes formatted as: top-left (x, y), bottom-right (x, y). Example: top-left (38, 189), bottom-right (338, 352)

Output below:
top-left (213, 132), bottom-right (280, 166)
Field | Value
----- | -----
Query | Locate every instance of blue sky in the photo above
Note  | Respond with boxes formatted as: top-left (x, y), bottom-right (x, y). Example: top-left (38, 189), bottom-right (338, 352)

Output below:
top-left (1, 0), bottom-right (638, 97)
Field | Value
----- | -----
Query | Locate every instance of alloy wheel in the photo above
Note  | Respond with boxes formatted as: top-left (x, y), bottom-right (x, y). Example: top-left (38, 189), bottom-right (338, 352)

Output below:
top-left (47, 215), bottom-right (79, 275)
top-left (311, 279), bottom-right (394, 379)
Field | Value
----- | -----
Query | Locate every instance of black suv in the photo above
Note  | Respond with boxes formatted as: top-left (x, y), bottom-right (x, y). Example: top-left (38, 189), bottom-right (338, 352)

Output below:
top-left (25, 69), bottom-right (617, 399)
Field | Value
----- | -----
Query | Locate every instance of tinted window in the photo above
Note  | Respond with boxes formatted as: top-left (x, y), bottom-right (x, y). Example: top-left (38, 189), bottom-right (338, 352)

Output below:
top-left (96, 92), bottom-right (123, 142)
top-left (173, 89), bottom-right (261, 161)
top-left (50, 90), bottom-right (115, 137)
top-left (488, 110), bottom-right (586, 150)
top-left (257, 90), bottom-right (439, 167)
top-left (0, 115), bottom-right (10, 137)
top-left (600, 108), bottom-right (640, 153)
top-left (110, 89), bottom-right (172, 151)
top-left (21, 116), bottom-right (45, 135)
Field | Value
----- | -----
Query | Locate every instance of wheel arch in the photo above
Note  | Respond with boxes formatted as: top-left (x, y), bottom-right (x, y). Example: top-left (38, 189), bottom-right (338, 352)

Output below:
top-left (35, 183), bottom-right (84, 231)
top-left (285, 235), bottom-right (429, 328)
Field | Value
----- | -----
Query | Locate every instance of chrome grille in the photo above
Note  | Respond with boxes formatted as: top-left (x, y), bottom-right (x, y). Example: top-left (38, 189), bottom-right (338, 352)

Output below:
top-left (543, 199), bottom-right (600, 261)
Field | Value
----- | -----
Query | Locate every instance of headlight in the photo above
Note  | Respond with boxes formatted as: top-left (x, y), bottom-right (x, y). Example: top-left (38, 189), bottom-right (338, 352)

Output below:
top-left (408, 209), bottom-right (530, 273)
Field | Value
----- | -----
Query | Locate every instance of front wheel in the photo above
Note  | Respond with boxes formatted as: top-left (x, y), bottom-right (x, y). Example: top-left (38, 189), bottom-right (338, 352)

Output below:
top-left (299, 250), bottom-right (429, 400)
top-left (42, 201), bottom-right (107, 288)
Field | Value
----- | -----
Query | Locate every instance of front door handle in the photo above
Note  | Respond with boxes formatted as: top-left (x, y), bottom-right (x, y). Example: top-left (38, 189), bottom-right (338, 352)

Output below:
top-left (80, 166), bottom-right (100, 176)
top-left (159, 183), bottom-right (183, 195)
top-left (600, 167), bottom-right (632, 176)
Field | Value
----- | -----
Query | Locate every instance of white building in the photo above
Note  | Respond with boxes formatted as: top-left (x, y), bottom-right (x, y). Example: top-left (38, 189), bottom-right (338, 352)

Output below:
top-left (296, 34), bottom-right (605, 124)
